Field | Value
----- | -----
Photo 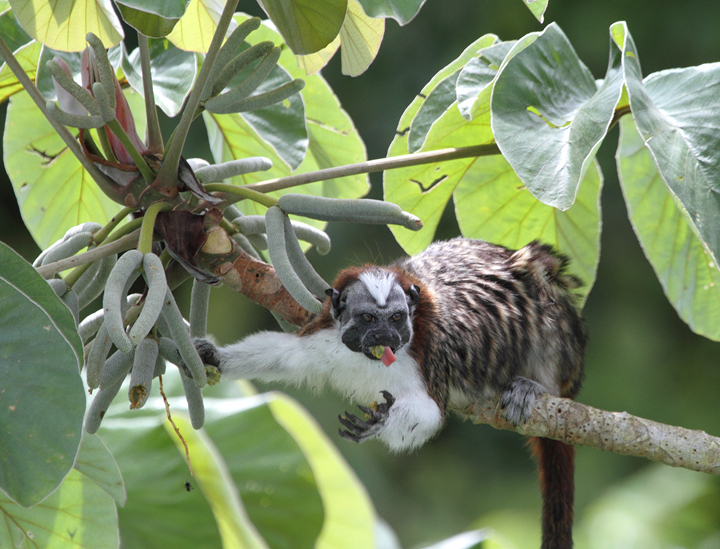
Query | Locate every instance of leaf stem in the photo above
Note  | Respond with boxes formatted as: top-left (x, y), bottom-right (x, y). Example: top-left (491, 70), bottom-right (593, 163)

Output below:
top-left (137, 202), bottom-right (170, 254)
top-left (204, 183), bottom-right (278, 208)
top-left (155, 0), bottom-right (240, 189)
top-left (138, 33), bottom-right (164, 153)
top-left (245, 143), bottom-right (501, 193)
top-left (93, 206), bottom-right (135, 245)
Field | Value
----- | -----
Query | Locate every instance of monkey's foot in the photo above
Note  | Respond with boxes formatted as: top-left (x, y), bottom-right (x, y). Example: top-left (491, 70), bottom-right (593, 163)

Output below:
top-left (338, 390), bottom-right (395, 443)
top-left (500, 377), bottom-right (548, 425)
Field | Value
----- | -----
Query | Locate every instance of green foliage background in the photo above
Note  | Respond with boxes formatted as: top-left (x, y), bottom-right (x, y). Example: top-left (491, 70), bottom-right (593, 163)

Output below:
top-left (2, 0), bottom-right (720, 547)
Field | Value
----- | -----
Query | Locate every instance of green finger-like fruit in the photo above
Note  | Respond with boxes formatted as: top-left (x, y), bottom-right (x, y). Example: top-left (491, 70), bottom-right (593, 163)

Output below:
top-left (266, 206), bottom-right (323, 315)
top-left (103, 250), bottom-right (143, 353)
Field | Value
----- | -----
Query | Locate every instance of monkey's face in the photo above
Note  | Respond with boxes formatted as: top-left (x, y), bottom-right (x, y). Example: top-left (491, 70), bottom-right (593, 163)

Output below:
top-left (329, 270), bottom-right (419, 361)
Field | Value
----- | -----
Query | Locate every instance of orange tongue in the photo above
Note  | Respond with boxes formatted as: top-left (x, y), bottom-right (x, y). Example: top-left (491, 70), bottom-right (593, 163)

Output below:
top-left (381, 346), bottom-right (396, 367)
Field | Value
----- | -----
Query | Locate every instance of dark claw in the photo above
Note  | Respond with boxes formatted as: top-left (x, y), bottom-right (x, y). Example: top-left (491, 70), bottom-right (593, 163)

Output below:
top-left (337, 390), bottom-right (396, 444)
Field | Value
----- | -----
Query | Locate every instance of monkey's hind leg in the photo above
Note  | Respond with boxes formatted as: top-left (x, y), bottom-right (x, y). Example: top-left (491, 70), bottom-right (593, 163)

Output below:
top-left (500, 376), bottom-right (549, 425)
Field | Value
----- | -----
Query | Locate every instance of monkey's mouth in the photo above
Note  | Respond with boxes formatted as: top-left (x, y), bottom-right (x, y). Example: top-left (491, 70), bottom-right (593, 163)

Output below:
top-left (366, 345), bottom-right (397, 366)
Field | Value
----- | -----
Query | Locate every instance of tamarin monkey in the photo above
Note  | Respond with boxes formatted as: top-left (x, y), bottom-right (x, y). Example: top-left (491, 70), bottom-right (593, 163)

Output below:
top-left (194, 237), bottom-right (587, 549)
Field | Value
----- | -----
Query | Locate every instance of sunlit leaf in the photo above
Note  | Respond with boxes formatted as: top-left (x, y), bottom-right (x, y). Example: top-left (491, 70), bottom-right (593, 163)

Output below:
top-left (166, 0), bottom-right (235, 53)
top-left (392, 34), bottom-right (500, 156)
top-left (296, 35), bottom-right (340, 76)
top-left (339, 0), bottom-right (384, 76)
top-left (454, 157), bottom-right (602, 303)
top-left (258, 0), bottom-right (348, 55)
top-left (0, 40), bottom-right (40, 103)
top-left (8, 0), bottom-right (123, 52)
top-left (0, 243), bottom-right (85, 507)
top-left (491, 22), bottom-right (623, 210)
top-left (617, 116), bottom-right (720, 340)
top-left (122, 38), bottom-right (196, 117)
top-left (0, 469), bottom-right (119, 548)
top-left (614, 20), bottom-right (720, 270)
top-left (296, 0), bottom-right (385, 78)
top-left (355, 0), bottom-right (426, 25)
top-left (4, 89), bottom-right (145, 249)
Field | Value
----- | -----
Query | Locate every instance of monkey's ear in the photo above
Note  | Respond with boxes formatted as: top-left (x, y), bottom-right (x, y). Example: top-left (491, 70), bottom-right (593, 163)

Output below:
top-left (407, 284), bottom-right (420, 307)
top-left (326, 288), bottom-right (343, 313)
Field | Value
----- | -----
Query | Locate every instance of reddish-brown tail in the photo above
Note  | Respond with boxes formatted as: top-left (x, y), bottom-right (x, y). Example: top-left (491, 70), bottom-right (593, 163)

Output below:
top-left (531, 436), bottom-right (575, 549)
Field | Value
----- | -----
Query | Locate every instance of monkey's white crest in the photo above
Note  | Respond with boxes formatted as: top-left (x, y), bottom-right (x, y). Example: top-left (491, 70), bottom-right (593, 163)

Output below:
top-left (358, 270), bottom-right (396, 307)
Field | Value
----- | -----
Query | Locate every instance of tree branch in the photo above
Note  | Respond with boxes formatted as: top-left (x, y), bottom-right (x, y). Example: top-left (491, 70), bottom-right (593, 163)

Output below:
top-left (465, 395), bottom-right (720, 476)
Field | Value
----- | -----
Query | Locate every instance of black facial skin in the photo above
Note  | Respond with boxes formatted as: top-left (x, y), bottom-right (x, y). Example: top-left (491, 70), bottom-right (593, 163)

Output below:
top-left (328, 279), bottom-right (420, 360)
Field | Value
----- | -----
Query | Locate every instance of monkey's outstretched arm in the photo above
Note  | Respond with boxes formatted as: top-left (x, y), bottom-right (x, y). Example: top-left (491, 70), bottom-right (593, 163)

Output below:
top-left (194, 331), bottom-right (337, 386)
top-left (194, 332), bottom-right (444, 451)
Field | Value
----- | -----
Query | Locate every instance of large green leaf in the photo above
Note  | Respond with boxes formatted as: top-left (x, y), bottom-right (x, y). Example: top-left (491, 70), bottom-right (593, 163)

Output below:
top-left (266, 393), bottom-right (375, 549)
top-left (614, 21), bottom-right (720, 270)
top-left (122, 38), bottom-right (197, 117)
top-left (258, 0), bottom-right (348, 55)
top-left (3, 89), bottom-right (146, 249)
top-left (166, 416), bottom-right (268, 549)
top-left (0, 469), bottom-right (119, 548)
top-left (491, 22), bottom-right (623, 210)
top-left (385, 31), bottom-right (601, 300)
top-left (74, 433), bottom-right (126, 506)
top-left (355, 0), bottom-right (425, 25)
top-left (0, 39), bottom-right (40, 104)
top-left (385, 35), bottom-right (537, 254)
top-left (8, 0), bottom-right (123, 52)
top-left (617, 116), bottom-right (720, 340)
top-left (407, 35), bottom-right (502, 153)
top-left (0, 243), bottom-right (85, 507)
top-left (98, 418), bottom-right (225, 549)
top-left (454, 157), bottom-right (602, 303)
top-left (115, 0), bottom-right (189, 37)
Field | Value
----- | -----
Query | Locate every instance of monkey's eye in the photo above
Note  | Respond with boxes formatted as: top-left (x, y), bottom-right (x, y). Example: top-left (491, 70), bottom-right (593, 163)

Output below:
top-left (390, 312), bottom-right (404, 322)
top-left (361, 313), bottom-right (374, 323)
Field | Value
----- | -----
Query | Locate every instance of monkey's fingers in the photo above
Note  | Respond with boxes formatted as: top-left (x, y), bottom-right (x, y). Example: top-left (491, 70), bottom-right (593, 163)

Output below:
top-left (338, 428), bottom-right (362, 443)
top-left (339, 412), bottom-right (371, 431)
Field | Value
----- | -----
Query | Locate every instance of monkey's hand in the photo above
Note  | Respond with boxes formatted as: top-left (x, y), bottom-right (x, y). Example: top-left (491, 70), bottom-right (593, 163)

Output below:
top-left (500, 377), bottom-right (548, 425)
top-left (193, 338), bottom-right (222, 369)
top-left (338, 390), bottom-right (396, 444)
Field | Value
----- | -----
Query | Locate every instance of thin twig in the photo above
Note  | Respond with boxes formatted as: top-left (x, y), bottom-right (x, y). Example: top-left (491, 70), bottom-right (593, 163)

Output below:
top-left (158, 375), bottom-right (194, 476)
top-left (36, 229), bottom-right (141, 278)
top-left (245, 143), bottom-right (501, 194)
